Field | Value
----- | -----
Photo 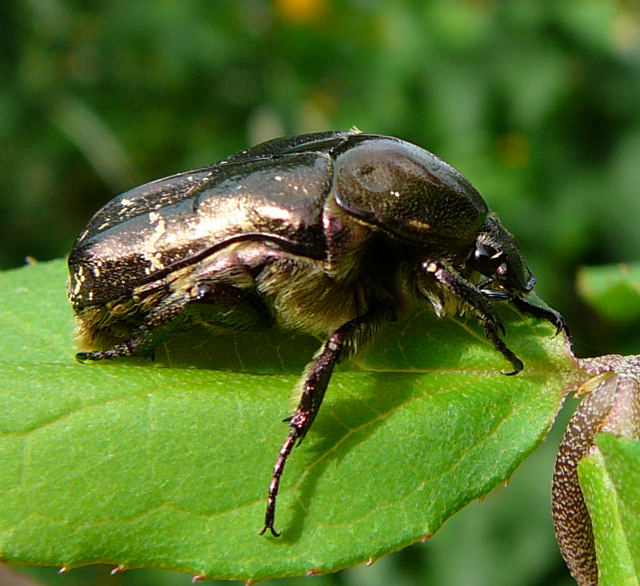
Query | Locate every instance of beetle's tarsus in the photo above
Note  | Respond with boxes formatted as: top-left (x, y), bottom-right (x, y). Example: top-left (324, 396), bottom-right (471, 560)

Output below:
top-left (481, 322), bottom-right (524, 375)
top-left (76, 349), bottom-right (118, 361)
top-left (510, 295), bottom-right (570, 337)
top-left (262, 428), bottom-right (299, 538)
top-left (75, 340), bottom-right (137, 361)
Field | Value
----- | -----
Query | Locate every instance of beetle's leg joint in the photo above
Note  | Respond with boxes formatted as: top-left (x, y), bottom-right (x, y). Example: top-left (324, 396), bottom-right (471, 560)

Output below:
top-left (422, 259), bottom-right (523, 373)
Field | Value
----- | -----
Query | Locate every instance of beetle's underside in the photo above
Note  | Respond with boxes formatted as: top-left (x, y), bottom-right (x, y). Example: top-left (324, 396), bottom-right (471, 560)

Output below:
top-left (68, 130), bottom-right (567, 536)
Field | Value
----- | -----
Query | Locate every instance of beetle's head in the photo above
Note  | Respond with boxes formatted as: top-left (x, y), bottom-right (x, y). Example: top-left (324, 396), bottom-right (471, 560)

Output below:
top-left (470, 212), bottom-right (535, 294)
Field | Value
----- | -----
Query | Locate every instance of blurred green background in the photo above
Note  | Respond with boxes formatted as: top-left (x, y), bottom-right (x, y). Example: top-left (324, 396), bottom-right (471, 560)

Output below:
top-left (2, 1), bottom-right (640, 584)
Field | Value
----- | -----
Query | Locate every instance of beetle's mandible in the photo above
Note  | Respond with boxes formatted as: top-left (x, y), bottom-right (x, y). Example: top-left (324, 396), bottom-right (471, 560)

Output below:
top-left (68, 129), bottom-right (567, 536)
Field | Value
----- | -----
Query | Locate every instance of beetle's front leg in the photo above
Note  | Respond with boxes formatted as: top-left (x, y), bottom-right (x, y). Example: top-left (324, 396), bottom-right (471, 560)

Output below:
top-left (511, 295), bottom-right (569, 337)
top-left (260, 304), bottom-right (396, 537)
top-left (479, 289), bottom-right (569, 337)
top-left (422, 260), bottom-right (523, 375)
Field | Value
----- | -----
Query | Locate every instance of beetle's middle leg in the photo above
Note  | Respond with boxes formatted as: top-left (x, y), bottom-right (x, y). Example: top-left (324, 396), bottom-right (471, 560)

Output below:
top-left (260, 302), bottom-right (396, 537)
top-left (421, 260), bottom-right (523, 375)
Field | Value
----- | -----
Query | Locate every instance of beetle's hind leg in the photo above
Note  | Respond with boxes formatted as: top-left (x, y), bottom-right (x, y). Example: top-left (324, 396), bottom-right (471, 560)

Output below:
top-left (260, 303), bottom-right (396, 537)
top-left (421, 260), bottom-right (524, 375)
top-left (76, 292), bottom-right (193, 362)
top-left (76, 281), bottom-right (271, 362)
top-left (186, 281), bottom-right (273, 332)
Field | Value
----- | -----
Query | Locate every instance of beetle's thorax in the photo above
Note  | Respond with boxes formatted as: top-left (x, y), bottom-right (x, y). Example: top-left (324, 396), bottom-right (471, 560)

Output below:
top-left (254, 199), bottom-right (377, 336)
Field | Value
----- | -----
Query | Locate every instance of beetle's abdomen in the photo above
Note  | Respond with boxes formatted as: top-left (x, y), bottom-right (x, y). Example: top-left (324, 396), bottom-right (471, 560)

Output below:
top-left (68, 154), bottom-right (334, 308)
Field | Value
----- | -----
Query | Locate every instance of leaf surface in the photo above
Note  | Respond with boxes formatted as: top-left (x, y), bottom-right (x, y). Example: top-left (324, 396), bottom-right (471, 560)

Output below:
top-left (578, 435), bottom-right (640, 586)
top-left (0, 260), bottom-right (577, 581)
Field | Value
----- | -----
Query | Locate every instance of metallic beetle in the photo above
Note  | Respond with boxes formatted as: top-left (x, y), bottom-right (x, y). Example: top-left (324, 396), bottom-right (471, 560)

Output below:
top-left (68, 129), bottom-right (566, 536)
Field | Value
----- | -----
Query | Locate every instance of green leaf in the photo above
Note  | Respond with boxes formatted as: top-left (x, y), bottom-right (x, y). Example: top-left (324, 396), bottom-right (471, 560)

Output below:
top-left (578, 434), bottom-right (640, 586)
top-left (577, 262), bottom-right (640, 323)
top-left (0, 259), bottom-right (578, 581)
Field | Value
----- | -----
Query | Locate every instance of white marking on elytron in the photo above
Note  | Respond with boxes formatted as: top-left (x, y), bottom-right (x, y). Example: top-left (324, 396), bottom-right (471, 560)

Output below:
top-left (120, 198), bottom-right (133, 207)
top-left (390, 190), bottom-right (400, 198)
top-left (72, 271), bottom-right (82, 295)
top-left (193, 201), bottom-right (249, 238)
top-left (256, 204), bottom-right (293, 222)
top-left (93, 266), bottom-right (101, 277)
top-left (408, 218), bottom-right (430, 230)
top-left (274, 175), bottom-right (283, 181)
top-left (144, 211), bottom-right (168, 270)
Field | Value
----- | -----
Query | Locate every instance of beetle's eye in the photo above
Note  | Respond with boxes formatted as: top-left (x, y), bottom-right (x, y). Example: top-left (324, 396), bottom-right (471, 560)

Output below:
top-left (472, 242), bottom-right (507, 278)
top-left (474, 243), bottom-right (498, 263)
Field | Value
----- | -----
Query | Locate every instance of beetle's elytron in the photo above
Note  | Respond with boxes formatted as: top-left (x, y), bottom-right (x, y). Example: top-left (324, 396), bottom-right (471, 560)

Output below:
top-left (68, 129), bottom-right (566, 536)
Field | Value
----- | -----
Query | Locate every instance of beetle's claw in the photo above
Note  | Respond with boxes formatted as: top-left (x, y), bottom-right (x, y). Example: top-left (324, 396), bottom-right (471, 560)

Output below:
top-left (501, 356), bottom-right (524, 376)
top-left (551, 312), bottom-right (569, 337)
top-left (501, 367), bottom-right (521, 376)
top-left (259, 524), bottom-right (280, 538)
top-left (535, 303), bottom-right (567, 336)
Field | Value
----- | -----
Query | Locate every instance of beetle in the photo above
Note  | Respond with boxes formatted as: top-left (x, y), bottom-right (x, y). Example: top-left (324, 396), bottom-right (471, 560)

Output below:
top-left (68, 128), bottom-right (566, 536)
